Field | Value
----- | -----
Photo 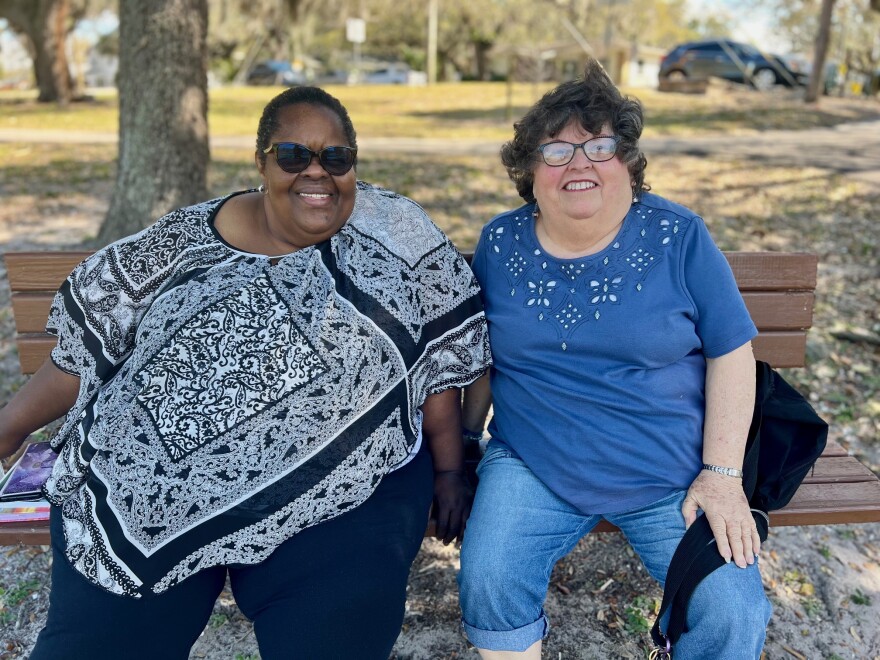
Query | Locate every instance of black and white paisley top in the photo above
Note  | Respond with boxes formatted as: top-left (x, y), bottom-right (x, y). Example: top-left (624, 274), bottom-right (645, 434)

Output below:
top-left (43, 183), bottom-right (491, 597)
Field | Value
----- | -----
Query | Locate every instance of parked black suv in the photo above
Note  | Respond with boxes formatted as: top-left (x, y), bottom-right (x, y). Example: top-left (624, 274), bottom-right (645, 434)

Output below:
top-left (659, 39), bottom-right (806, 90)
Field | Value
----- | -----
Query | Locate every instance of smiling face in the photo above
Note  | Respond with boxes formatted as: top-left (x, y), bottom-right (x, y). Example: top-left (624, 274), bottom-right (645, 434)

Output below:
top-left (532, 120), bottom-right (633, 236)
top-left (257, 103), bottom-right (357, 249)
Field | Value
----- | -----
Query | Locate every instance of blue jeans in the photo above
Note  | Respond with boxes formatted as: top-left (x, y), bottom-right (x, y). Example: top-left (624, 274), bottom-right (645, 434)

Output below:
top-left (458, 442), bottom-right (772, 657)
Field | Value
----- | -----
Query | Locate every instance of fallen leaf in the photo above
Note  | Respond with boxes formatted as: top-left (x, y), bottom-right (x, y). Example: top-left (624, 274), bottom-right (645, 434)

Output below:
top-left (596, 578), bottom-right (614, 593)
top-left (781, 645), bottom-right (806, 660)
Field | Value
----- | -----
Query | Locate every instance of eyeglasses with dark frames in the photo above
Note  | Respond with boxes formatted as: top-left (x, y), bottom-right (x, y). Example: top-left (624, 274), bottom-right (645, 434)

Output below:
top-left (537, 136), bottom-right (621, 167)
top-left (263, 142), bottom-right (357, 176)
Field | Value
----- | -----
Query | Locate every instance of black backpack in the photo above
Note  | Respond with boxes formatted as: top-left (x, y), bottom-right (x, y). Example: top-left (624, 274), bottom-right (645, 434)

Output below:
top-left (650, 360), bottom-right (829, 656)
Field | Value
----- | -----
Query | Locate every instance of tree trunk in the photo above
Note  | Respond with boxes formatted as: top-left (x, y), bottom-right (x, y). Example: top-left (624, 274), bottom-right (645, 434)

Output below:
top-left (473, 41), bottom-right (493, 81)
top-left (0, 0), bottom-right (75, 103)
top-left (805, 0), bottom-right (836, 104)
top-left (98, 0), bottom-right (210, 244)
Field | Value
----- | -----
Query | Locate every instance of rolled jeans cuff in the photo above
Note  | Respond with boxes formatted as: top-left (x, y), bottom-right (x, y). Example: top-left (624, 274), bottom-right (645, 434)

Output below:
top-left (461, 612), bottom-right (549, 651)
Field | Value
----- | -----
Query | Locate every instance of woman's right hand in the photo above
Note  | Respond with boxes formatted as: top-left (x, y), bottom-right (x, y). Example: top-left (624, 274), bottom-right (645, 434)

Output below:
top-left (432, 469), bottom-right (473, 545)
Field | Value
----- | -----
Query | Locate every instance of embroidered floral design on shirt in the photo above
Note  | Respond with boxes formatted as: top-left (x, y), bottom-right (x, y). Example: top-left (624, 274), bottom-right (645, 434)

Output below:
top-left (658, 217), bottom-right (682, 246)
top-left (525, 278), bottom-right (559, 309)
top-left (589, 274), bottom-right (625, 305)
top-left (483, 201), bottom-right (690, 348)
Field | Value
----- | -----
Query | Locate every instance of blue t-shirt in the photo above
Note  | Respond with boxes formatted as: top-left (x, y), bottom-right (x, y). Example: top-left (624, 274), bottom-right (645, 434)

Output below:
top-left (472, 192), bottom-right (757, 514)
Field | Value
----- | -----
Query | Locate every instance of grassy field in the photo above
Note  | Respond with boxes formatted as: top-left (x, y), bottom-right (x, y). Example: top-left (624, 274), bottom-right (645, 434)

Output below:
top-left (1, 82), bottom-right (879, 140)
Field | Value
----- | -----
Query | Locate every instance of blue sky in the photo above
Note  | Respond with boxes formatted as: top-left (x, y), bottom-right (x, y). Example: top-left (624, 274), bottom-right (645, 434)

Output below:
top-left (687, 0), bottom-right (789, 52)
top-left (71, 10), bottom-right (119, 43)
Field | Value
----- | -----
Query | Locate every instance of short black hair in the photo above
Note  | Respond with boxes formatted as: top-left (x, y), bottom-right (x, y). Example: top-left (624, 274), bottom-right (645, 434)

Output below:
top-left (501, 58), bottom-right (649, 203)
top-left (256, 87), bottom-right (357, 166)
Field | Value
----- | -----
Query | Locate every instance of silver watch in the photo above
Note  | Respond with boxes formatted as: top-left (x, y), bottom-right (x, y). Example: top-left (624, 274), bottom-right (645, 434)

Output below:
top-left (702, 463), bottom-right (743, 478)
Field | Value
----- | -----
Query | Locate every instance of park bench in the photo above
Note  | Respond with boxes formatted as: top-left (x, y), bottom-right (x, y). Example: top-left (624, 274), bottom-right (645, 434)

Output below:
top-left (2, 250), bottom-right (879, 546)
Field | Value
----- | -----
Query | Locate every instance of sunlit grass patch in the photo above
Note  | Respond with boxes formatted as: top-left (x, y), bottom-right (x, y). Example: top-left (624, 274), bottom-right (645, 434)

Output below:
top-left (2, 83), bottom-right (877, 139)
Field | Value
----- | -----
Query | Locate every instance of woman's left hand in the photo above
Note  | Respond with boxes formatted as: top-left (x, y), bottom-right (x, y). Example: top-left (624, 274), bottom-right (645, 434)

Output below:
top-left (682, 471), bottom-right (761, 568)
top-left (432, 470), bottom-right (473, 545)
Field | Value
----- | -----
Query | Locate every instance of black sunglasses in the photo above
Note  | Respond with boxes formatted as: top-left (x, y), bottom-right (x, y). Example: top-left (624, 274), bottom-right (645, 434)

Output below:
top-left (263, 142), bottom-right (357, 176)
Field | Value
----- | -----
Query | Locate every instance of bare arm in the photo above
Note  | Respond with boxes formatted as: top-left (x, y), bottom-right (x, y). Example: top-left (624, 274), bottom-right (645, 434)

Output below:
top-left (682, 342), bottom-right (757, 567)
top-left (422, 387), bottom-right (471, 544)
top-left (461, 372), bottom-right (491, 436)
top-left (0, 359), bottom-right (80, 460)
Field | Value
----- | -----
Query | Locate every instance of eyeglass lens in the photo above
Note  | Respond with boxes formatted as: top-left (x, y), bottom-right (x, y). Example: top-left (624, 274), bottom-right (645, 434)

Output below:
top-left (540, 137), bottom-right (618, 166)
top-left (274, 143), bottom-right (356, 176)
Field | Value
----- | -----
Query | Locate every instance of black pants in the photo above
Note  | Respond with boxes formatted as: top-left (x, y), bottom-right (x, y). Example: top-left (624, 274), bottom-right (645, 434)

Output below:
top-left (30, 449), bottom-right (433, 660)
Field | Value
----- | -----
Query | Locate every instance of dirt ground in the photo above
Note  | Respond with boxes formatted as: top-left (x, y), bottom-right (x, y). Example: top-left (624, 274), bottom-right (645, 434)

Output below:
top-left (1, 94), bottom-right (879, 658)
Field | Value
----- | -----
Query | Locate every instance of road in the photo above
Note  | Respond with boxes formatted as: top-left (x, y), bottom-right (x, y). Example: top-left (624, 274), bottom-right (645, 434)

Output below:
top-left (2, 119), bottom-right (879, 186)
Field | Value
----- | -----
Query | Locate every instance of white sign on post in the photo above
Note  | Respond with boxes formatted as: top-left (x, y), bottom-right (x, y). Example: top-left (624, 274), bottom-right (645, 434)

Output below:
top-left (346, 18), bottom-right (366, 44)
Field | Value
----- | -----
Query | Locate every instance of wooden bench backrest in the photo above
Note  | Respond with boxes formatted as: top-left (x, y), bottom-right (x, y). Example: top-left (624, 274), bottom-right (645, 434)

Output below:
top-left (4, 251), bottom-right (818, 375)
top-left (5, 250), bottom-right (880, 546)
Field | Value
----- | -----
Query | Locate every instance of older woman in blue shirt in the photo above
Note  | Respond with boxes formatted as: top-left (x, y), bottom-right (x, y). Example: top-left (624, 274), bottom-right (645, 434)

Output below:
top-left (458, 59), bottom-right (771, 659)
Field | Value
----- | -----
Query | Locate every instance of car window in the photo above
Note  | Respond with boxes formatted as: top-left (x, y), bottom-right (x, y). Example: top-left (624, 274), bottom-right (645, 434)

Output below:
top-left (736, 44), bottom-right (761, 58)
top-left (691, 43), bottom-right (723, 53)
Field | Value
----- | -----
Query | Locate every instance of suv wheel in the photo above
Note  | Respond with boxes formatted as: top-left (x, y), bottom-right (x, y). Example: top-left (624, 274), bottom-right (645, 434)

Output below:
top-left (667, 70), bottom-right (687, 82)
top-left (752, 68), bottom-right (777, 91)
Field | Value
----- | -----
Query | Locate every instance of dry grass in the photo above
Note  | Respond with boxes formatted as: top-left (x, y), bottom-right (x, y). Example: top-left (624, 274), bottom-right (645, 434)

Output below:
top-left (1, 82), bottom-right (878, 140)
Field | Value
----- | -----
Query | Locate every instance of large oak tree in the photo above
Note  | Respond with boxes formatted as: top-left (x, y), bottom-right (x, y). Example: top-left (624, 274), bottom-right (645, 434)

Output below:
top-left (98, 0), bottom-right (210, 243)
top-left (0, 0), bottom-right (75, 103)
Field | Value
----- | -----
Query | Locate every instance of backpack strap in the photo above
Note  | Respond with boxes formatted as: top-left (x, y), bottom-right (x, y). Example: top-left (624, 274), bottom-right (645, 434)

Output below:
top-left (649, 509), bottom-right (769, 653)
top-left (650, 360), bottom-right (771, 654)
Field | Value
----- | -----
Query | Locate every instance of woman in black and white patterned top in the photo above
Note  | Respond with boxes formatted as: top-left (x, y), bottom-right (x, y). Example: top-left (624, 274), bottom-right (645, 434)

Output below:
top-left (0, 87), bottom-right (490, 660)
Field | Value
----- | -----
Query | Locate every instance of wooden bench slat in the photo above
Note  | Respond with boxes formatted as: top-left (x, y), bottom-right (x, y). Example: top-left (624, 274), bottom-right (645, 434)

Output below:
top-left (802, 455), bottom-right (880, 484)
top-left (819, 441), bottom-right (849, 458)
top-left (16, 336), bottom-right (57, 374)
top-left (9, 293), bottom-right (819, 336)
top-left (4, 252), bottom-right (90, 291)
top-left (741, 292), bottom-right (814, 330)
top-left (751, 333), bottom-right (807, 368)
top-left (11, 293), bottom-right (56, 333)
top-left (3, 332), bottom-right (821, 375)
top-left (769, 480), bottom-right (880, 526)
top-left (724, 252), bottom-right (818, 291)
top-left (0, 523), bottom-right (51, 546)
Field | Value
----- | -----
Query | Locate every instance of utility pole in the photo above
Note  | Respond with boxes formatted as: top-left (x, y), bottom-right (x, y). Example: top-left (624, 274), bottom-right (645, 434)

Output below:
top-left (427, 0), bottom-right (438, 84)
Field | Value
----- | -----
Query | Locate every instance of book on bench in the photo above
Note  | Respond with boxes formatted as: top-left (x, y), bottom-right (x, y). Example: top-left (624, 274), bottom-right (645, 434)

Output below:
top-left (0, 441), bottom-right (56, 522)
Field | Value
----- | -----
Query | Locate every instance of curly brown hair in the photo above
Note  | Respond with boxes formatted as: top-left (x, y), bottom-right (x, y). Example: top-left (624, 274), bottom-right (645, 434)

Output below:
top-left (501, 59), bottom-right (649, 203)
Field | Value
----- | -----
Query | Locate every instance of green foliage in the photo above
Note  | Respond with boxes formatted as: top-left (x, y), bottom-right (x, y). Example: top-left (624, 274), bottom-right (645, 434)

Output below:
top-left (624, 595), bottom-right (657, 634)
top-left (209, 612), bottom-right (229, 628)
top-left (801, 596), bottom-right (824, 618)
top-left (95, 31), bottom-right (119, 57)
top-left (0, 578), bottom-right (43, 625)
top-left (850, 589), bottom-right (872, 606)
top-left (1, 579), bottom-right (42, 608)
top-left (817, 545), bottom-right (832, 559)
